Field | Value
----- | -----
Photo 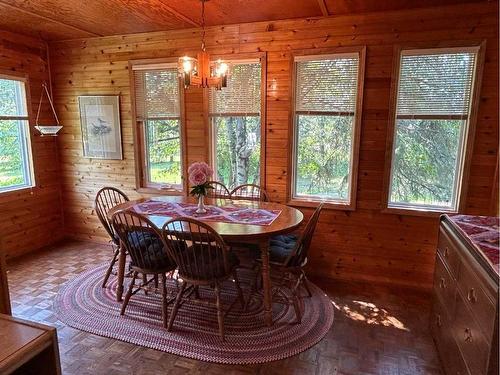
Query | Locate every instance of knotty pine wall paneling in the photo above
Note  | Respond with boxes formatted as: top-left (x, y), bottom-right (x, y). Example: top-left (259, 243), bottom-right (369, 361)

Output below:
top-left (49, 1), bottom-right (499, 290)
top-left (0, 31), bottom-right (64, 259)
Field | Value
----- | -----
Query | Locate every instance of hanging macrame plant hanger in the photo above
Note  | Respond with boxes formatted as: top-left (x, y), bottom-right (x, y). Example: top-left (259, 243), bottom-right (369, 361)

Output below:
top-left (35, 82), bottom-right (62, 136)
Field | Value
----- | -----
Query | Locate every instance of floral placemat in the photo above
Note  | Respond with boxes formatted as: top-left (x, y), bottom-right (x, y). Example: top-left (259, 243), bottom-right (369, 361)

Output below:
top-left (448, 214), bottom-right (499, 275)
top-left (132, 199), bottom-right (281, 226)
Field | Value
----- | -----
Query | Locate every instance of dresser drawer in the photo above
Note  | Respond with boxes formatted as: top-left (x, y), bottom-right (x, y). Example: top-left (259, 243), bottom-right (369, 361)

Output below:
top-left (433, 254), bottom-right (457, 317)
top-left (453, 293), bottom-right (490, 375)
top-left (431, 299), bottom-right (470, 375)
top-left (438, 228), bottom-right (461, 280)
top-left (458, 261), bottom-right (496, 342)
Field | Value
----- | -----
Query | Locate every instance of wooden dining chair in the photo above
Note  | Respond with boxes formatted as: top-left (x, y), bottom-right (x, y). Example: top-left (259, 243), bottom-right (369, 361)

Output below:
top-left (95, 187), bottom-right (130, 288)
top-left (111, 210), bottom-right (177, 328)
top-left (230, 183), bottom-right (270, 202)
top-left (161, 217), bottom-right (244, 341)
top-left (248, 203), bottom-right (324, 323)
top-left (206, 181), bottom-right (231, 199)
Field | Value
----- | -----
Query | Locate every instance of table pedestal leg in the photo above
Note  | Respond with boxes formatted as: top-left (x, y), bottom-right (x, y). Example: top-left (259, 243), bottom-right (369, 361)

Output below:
top-left (259, 240), bottom-right (273, 326)
top-left (116, 242), bottom-right (126, 302)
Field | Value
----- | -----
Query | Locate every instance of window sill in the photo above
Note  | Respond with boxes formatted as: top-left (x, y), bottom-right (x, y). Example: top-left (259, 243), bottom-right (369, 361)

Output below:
top-left (382, 206), bottom-right (457, 218)
top-left (137, 187), bottom-right (185, 196)
top-left (288, 198), bottom-right (355, 211)
top-left (0, 185), bottom-right (35, 197)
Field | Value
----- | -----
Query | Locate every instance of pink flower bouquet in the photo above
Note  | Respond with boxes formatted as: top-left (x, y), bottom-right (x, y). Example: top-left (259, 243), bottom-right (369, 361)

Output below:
top-left (188, 162), bottom-right (214, 197)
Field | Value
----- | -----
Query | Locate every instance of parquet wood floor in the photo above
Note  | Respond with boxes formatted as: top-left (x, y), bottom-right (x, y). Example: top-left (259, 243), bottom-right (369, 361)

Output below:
top-left (6, 241), bottom-right (443, 375)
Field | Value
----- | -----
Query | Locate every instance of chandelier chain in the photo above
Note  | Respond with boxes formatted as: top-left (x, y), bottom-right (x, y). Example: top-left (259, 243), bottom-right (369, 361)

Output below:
top-left (201, 0), bottom-right (206, 51)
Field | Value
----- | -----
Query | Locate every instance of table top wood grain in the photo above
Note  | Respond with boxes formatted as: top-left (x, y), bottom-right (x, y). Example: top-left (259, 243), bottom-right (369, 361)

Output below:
top-left (107, 196), bottom-right (304, 240)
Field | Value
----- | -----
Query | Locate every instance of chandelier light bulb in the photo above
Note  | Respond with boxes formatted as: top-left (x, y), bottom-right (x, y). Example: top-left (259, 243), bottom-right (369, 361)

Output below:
top-left (182, 58), bottom-right (192, 73)
top-left (216, 61), bottom-right (229, 77)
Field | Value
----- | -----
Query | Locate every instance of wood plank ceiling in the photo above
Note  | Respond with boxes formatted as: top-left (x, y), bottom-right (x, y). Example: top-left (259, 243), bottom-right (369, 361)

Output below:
top-left (0, 0), bottom-right (489, 41)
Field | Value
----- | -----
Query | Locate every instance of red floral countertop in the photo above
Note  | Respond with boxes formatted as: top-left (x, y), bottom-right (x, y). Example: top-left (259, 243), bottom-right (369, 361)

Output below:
top-left (448, 214), bottom-right (499, 275)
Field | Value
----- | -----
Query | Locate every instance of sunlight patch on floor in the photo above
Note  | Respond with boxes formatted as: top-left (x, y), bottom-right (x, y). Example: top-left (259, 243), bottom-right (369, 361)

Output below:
top-left (332, 299), bottom-right (409, 331)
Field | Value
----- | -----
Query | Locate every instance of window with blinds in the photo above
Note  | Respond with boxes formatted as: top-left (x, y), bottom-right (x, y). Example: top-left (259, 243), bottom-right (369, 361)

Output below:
top-left (209, 60), bottom-right (262, 189)
top-left (0, 76), bottom-right (34, 193)
top-left (292, 53), bottom-right (361, 204)
top-left (388, 47), bottom-right (479, 211)
top-left (132, 64), bottom-right (183, 191)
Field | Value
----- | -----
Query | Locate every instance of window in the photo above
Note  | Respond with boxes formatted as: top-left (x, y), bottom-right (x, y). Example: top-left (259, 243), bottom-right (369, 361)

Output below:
top-left (132, 63), bottom-right (184, 192)
top-left (0, 76), bottom-right (34, 193)
top-left (291, 51), bottom-right (363, 206)
top-left (209, 59), bottom-right (263, 189)
top-left (387, 47), bottom-right (480, 212)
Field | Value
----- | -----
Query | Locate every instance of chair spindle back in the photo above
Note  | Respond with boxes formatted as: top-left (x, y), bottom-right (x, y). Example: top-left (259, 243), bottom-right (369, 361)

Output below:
top-left (206, 181), bottom-right (231, 199)
top-left (285, 203), bottom-right (324, 267)
top-left (111, 210), bottom-right (168, 271)
top-left (230, 184), bottom-right (270, 202)
top-left (162, 218), bottom-right (231, 282)
top-left (95, 187), bottom-right (129, 244)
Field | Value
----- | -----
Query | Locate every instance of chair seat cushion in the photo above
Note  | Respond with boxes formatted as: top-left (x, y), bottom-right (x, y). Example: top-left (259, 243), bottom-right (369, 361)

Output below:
top-left (127, 231), bottom-right (175, 270)
top-left (269, 234), bottom-right (298, 264)
top-left (181, 244), bottom-right (240, 280)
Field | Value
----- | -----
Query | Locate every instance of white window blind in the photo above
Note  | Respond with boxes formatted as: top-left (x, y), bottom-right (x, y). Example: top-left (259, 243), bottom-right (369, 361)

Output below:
top-left (397, 49), bottom-right (477, 118)
top-left (209, 61), bottom-right (261, 116)
top-left (295, 53), bottom-right (359, 114)
top-left (133, 68), bottom-right (180, 120)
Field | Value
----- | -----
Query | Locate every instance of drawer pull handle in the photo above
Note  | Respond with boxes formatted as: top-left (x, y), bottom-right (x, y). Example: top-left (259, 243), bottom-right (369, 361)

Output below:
top-left (439, 278), bottom-right (446, 289)
top-left (444, 247), bottom-right (449, 257)
top-left (436, 314), bottom-right (442, 327)
top-left (467, 288), bottom-right (477, 303)
top-left (464, 328), bottom-right (473, 342)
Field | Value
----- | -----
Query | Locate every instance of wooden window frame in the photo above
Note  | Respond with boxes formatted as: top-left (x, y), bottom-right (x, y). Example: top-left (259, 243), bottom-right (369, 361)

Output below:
top-left (287, 46), bottom-right (366, 210)
top-left (205, 52), bottom-right (267, 190)
top-left (0, 70), bottom-right (35, 195)
top-left (381, 41), bottom-right (486, 217)
top-left (129, 57), bottom-right (187, 195)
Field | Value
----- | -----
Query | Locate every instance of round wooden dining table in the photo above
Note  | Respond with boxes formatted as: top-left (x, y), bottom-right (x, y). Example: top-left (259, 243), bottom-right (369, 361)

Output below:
top-left (107, 195), bottom-right (304, 326)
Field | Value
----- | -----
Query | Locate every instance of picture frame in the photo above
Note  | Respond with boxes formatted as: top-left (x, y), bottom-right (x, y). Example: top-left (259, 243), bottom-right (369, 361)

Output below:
top-left (78, 95), bottom-right (122, 159)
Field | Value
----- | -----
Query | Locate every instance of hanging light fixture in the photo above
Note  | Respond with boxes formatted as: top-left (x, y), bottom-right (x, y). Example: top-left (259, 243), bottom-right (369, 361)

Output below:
top-left (178, 0), bottom-right (229, 90)
top-left (35, 82), bottom-right (62, 136)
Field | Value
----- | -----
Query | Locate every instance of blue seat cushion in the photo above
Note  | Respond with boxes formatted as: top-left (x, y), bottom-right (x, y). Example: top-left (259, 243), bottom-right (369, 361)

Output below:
top-left (269, 234), bottom-right (298, 264)
top-left (126, 231), bottom-right (175, 270)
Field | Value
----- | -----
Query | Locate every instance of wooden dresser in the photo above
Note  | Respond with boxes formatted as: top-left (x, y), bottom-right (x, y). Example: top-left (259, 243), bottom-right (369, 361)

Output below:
top-left (431, 215), bottom-right (499, 375)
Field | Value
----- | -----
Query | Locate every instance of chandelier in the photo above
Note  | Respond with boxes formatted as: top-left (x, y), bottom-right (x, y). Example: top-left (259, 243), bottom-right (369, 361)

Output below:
top-left (178, 0), bottom-right (229, 90)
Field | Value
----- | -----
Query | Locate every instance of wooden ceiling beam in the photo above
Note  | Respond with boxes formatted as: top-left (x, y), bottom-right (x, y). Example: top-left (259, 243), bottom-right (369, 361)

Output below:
top-left (0, 0), bottom-right (100, 37)
top-left (160, 4), bottom-right (201, 27)
top-left (317, 0), bottom-right (329, 16)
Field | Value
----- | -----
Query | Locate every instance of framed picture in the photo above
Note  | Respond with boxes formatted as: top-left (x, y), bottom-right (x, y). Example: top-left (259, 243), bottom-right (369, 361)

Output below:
top-left (78, 95), bottom-right (122, 159)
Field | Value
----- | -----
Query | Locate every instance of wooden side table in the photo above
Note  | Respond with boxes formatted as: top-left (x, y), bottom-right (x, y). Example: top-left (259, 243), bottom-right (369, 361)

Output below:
top-left (0, 314), bottom-right (61, 375)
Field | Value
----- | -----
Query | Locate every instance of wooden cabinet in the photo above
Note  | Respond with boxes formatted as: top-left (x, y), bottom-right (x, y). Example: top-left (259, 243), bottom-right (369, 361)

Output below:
top-left (0, 314), bottom-right (61, 375)
top-left (431, 216), bottom-right (498, 375)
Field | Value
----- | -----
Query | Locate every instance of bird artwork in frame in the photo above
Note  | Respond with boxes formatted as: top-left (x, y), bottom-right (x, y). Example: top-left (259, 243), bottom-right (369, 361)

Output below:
top-left (78, 95), bottom-right (123, 159)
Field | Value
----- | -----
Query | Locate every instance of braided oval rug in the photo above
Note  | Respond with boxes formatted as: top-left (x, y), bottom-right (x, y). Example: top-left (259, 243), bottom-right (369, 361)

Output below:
top-left (54, 264), bottom-right (334, 364)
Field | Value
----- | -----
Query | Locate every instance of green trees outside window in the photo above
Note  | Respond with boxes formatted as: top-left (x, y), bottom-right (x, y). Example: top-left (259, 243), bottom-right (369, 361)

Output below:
top-left (212, 116), bottom-right (260, 188)
top-left (0, 78), bottom-right (32, 192)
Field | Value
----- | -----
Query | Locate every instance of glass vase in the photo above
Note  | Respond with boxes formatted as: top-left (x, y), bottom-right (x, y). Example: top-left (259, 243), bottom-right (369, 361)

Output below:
top-left (196, 194), bottom-right (207, 214)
